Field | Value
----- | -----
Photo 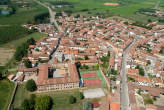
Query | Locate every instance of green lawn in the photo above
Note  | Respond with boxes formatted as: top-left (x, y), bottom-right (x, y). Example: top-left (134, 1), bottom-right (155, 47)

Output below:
top-left (13, 86), bottom-right (101, 110)
top-left (13, 84), bottom-right (31, 109)
top-left (38, 90), bottom-right (101, 110)
top-left (80, 70), bottom-right (106, 86)
top-left (2, 32), bottom-right (47, 49)
top-left (0, 80), bottom-right (14, 110)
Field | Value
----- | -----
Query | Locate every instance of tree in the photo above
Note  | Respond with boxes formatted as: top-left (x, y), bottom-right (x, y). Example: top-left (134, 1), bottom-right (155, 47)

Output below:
top-left (21, 99), bottom-right (30, 110)
top-left (27, 38), bottom-right (36, 45)
top-left (84, 55), bottom-right (89, 60)
top-left (0, 72), bottom-right (2, 80)
top-left (148, 19), bottom-right (152, 23)
top-left (29, 94), bottom-right (36, 110)
top-left (110, 69), bottom-right (118, 75)
top-left (139, 67), bottom-right (145, 76)
top-left (24, 60), bottom-right (32, 68)
top-left (137, 88), bottom-right (141, 95)
top-left (107, 51), bottom-right (110, 57)
top-left (20, 94), bottom-right (36, 110)
top-left (25, 79), bottom-right (37, 92)
top-left (14, 38), bottom-right (36, 61)
top-left (79, 92), bottom-right (84, 99)
top-left (69, 95), bottom-right (76, 104)
top-left (124, 21), bottom-right (129, 25)
top-left (35, 95), bottom-right (52, 110)
top-left (159, 46), bottom-right (164, 54)
top-left (146, 60), bottom-right (151, 66)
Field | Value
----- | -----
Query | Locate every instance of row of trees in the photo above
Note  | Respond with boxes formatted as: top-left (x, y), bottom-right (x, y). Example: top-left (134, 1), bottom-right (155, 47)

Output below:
top-left (0, 0), bottom-right (10, 5)
top-left (0, 25), bottom-right (33, 45)
top-left (132, 21), bottom-right (152, 30)
top-left (15, 94), bottom-right (52, 110)
top-left (14, 38), bottom-right (36, 61)
top-left (33, 12), bottom-right (49, 24)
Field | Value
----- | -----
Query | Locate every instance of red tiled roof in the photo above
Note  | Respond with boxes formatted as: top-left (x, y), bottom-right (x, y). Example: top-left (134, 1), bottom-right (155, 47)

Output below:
top-left (91, 102), bottom-right (100, 108)
top-left (110, 102), bottom-right (120, 110)
top-left (37, 63), bottom-right (80, 86)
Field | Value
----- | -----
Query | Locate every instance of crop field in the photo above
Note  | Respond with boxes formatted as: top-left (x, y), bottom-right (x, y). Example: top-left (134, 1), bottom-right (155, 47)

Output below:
top-left (40, 0), bottom-right (164, 23)
top-left (0, 48), bottom-right (14, 66)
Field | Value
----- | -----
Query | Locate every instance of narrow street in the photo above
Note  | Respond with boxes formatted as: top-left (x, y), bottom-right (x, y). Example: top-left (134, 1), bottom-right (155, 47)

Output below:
top-left (120, 40), bottom-right (135, 110)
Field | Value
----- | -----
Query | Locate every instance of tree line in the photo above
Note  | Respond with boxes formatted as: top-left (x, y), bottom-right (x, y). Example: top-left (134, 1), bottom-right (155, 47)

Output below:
top-left (13, 94), bottom-right (52, 110)
top-left (33, 12), bottom-right (50, 24)
top-left (14, 38), bottom-right (36, 61)
top-left (0, 0), bottom-right (10, 5)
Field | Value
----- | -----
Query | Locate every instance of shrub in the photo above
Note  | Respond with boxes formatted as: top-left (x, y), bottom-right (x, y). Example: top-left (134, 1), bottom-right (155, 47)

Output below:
top-left (69, 95), bottom-right (76, 104)
top-left (24, 60), bottom-right (32, 68)
top-left (79, 92), bottom-right (84, 99)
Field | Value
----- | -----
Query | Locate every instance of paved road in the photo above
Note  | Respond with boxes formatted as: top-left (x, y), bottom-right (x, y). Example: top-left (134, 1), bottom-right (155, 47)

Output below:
top-left (34, 0), bottom-right (62, 32)
top-left (34, 0), bottom-right (66, 65)
top-left (154, 1), bottom-right (160, 10)
top-left (120, 39), bottom-right (135, 110)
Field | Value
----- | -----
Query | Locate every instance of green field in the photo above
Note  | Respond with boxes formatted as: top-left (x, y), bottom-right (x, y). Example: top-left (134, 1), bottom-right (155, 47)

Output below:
top-left (2, 32), bottom-right (47, 49)
top-left (40, 0), bottom-right (164, 24)
top-left (0, 80), bottom-right (14, 110)
top-left (13, 85), bottom-right (100, 110)
top-left (38, 90), bottom-right (101, 110)
top-left (13, 84), bottom-right (31, 109)
top-left (0, 0), bottom-right (48, 25)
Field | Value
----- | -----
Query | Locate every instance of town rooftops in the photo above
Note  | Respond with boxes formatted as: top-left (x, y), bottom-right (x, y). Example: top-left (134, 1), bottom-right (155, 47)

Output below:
top-left (146, 104), bottom-right (158, 110)
top-left (18, 67), bottom-right (38, 72)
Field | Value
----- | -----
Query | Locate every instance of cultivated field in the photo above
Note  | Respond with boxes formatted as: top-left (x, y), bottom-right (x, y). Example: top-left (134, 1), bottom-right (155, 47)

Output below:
top-left (40, 0), bottom-right (164, 24)
top-left (0, 48), bottom-right (15, 66)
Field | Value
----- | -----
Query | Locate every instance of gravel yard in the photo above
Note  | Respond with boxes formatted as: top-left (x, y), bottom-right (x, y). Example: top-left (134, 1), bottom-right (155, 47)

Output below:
top-left (83, 88), bottom-right (105, 99)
